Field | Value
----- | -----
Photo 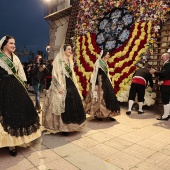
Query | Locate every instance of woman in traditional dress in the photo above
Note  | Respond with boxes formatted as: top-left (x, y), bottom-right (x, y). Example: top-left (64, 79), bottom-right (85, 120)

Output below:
top-left (84, 50), bottom-right (120, 121)
top-left (42, 44), bottom-right (86, 136)
top-left (0, 35), bottom-right (41, 156)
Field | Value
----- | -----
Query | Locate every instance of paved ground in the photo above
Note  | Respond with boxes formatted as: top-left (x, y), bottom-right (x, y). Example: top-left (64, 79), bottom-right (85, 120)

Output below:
top-left (1, 91), bottom-right (170, 170)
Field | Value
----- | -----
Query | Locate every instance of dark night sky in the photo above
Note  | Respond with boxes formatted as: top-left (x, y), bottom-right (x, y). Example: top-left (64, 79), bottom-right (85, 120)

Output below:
top-left (0, 0), bottom-right (49, 62)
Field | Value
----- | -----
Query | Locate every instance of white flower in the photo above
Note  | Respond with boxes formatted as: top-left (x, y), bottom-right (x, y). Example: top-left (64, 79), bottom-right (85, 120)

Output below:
top-left (118, 85), bottom-right (156, 106)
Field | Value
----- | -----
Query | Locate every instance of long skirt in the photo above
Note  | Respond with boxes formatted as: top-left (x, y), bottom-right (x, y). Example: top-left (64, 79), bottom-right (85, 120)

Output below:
top-left (0, 75), bottom-right (41, 148)
top-left (84, 73), bottom-right (120, 118)
top-left (42, 77), bottom-right (86, 133)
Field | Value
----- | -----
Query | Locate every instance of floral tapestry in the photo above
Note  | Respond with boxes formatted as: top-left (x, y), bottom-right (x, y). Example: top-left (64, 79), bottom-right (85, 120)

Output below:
top-left (73, 0), bottom-right (170, 105)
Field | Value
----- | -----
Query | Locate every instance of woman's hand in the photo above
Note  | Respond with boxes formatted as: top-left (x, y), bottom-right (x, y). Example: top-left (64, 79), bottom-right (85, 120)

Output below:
top-left (95, 85), bottom-right (98, 91)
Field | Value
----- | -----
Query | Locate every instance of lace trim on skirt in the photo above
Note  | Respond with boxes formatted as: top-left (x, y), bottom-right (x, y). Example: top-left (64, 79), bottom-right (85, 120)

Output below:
top-left (0, 115), bottom-right (40, 137)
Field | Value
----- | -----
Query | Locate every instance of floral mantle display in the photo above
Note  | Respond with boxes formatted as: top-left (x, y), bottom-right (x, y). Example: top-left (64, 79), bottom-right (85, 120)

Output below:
top-left (75, 0), bottom-right (170, 36)
top-left (73, 0), bottom-right (170, 106)
top-left (96, 8), bottom-right (133, 51)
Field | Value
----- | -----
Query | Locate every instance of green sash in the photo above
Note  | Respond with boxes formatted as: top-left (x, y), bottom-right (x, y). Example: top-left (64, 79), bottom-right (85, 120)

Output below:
top-left (65, 63), bottom-right (73, 80)
top-left (99, 59), bottom-right (108, 75)
top-left (0, 52), bottom-right (28, 92)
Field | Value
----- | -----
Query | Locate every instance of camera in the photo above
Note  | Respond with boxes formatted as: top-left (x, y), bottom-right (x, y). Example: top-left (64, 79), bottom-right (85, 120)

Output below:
top-left (39, 58), bottom-right (46, 66)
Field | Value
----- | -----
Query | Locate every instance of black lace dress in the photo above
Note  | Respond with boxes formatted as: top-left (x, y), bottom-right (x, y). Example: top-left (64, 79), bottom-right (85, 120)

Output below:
top-left (84, 68), bottom-right (120, 118)
top-left (98, 68), bottom-right (120, 112)
top-left (0, 66), bottom-right (41, 147)
top-left (61, 76), bottom-right (86, 124)
top-left (42, 75), bottom-right (86, 133)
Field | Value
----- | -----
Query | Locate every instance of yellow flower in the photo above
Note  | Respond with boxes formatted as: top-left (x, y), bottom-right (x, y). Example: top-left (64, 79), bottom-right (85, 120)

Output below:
top-left (75, 20), bottom-right (152, 98)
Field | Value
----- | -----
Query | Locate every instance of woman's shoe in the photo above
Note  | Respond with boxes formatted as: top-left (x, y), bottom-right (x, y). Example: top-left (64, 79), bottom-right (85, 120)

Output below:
top-left (108, 117), bottom-right (116, 121)
top-left (94, 116), bottom-right (102, 121)
top-left (126, 111), bottom-right (131, 115)
top-left (62, 132), bottom-right (69, 136)
top-left (9, 147), bottom-right (17, 157)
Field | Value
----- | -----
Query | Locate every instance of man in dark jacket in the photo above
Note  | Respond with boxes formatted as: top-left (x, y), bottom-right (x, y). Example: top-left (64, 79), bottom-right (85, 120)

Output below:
top-left (30, 55), bottom-right (49, 111)
top-left (150, 53), bottom-right (170, 120)
top-left (45, 60), bottom-right (53, 90)
top-left (126, 64), bottom-right (153, 115)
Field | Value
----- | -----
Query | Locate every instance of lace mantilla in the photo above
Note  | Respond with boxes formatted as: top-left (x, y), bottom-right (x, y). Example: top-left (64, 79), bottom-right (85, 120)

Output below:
top-left (0, 52), bottom-right (27, 81)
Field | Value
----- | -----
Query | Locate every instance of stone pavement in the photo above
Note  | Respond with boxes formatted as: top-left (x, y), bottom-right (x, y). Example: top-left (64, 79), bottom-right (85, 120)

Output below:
top-left (1, 92), bottom-right (170, 170)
